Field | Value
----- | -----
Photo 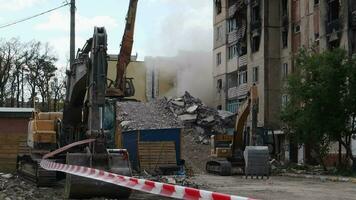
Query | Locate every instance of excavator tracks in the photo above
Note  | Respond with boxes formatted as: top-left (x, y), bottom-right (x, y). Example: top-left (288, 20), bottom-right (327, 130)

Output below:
top-left (17, 155), bottom-right (57, 187)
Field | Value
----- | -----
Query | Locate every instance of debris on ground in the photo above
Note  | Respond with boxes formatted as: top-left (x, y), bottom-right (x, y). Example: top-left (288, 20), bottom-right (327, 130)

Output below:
top-left (116, 99), bottom-right (182, 131)
top-left (163, 92), bottom-right (236, 144)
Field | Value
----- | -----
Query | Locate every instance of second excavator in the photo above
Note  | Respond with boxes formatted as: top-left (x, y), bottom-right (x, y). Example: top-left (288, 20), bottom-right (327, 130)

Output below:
top-left (206, 84), bottom-right (270, 176)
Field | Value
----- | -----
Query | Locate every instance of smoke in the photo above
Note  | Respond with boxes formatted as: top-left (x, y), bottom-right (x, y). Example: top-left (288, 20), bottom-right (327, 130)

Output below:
top-left (145, 51), bottom-right (213, 106)
top-left (140, 0), bottom-right (213, 105)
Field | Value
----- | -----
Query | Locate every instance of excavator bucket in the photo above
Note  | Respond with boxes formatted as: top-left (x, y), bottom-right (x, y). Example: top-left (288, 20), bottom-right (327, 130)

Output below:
top-left (64, 150), bottom-right (132, 199)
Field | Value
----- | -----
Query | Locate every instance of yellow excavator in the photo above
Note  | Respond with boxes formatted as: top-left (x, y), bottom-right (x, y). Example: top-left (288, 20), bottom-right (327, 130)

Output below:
top-left (17, 0), bottom-right (139, 199)
top-left (206, 84), bottom-right (268, 176)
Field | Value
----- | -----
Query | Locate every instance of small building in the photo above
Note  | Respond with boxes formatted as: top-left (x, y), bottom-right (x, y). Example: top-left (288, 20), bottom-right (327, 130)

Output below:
top-left (115, 101), bottom-right (183, 173)
top-left (0, 107), bottom-right (34, 172)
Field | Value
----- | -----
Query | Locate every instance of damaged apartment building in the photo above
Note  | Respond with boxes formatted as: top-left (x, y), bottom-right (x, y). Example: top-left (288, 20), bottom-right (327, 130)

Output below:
top-left (213, 0), bottom-right (356, 163)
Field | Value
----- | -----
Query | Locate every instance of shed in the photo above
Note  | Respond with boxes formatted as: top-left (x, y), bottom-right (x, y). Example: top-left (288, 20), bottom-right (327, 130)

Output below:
top-left (0, 107), bottom-right (34, 172)
top-left (116, 100), bottom-right (183, 173)
top-left (120, 128), bottom-right (182, 171)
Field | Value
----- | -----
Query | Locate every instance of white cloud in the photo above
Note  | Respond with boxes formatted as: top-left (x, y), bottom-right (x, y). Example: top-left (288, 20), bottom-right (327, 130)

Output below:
top-left (0, 0), bottom-right (45, 11)
top-left (35, 11), bottom-right (118, 32)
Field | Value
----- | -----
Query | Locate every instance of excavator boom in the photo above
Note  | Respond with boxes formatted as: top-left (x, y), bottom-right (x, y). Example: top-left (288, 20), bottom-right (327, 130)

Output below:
top-left (114, 0), bottom-right (138, 97)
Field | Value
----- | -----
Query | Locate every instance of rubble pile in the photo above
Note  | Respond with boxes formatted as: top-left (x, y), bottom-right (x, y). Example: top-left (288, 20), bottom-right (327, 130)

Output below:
top-left (0, 173), bottom-right (63, 200)
top-left (117, 100), bottom-right (182, 131)
top-left (164, 92), bottom-right (236, 140)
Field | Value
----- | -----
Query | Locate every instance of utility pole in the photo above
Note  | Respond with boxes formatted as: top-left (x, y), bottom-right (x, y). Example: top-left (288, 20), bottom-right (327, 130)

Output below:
top-left (70, 0), bottom-right (75, 67)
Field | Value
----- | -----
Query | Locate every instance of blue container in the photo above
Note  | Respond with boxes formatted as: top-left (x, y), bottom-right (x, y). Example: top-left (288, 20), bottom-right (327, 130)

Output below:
top-left (121, 128), bottom-right (182, 170)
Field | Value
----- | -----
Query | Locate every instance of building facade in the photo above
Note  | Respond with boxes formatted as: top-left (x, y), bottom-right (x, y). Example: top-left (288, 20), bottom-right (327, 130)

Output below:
top-left (213, 0), bottom-right (356, 127)
top-left (213, 0), bottom-right (356, 162)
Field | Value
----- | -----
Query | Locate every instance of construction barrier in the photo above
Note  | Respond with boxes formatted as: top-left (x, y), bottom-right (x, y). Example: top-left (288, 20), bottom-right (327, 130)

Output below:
top-left (40, 140), bottom-right (257, 200)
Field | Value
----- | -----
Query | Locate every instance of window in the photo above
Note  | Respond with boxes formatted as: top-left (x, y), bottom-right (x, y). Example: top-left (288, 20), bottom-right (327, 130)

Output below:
top-left (228, 44), bottom-right (238, 59)
top-left (252, 36), bottom-right (260, 52)
top-left (314, 0), bottom-right (319, 6)
top-left (281, 0), bottom-right (288, 17)
top-left (216, 26), bottom-right (223, 41)
top-left (217, 105), bottom-right (222, 110)
top-left (227, 71), bottom-right (238, 88)
top-left (215, 0), bottom-right (222, 14)
top-left (253, 66), bottom-right (259, 83)
top-left (216, 52), bottom-right (222, 66)
top-left (227, 18), bottom-right (237, 32)
top-left (282, 30), bottom-right (288, 48)
top-left (328, 0), bottom-right (339, 21)
top-left (282, 94), bottom-right (289, 108)
top-left (294, 24), bottom-right (300, 33)
top-left (238, 70), bottom-right (247, 85)
top-left (252, 5), bottom-right (260, 22)
top-left (282, 63), bottom-right (288, 78)
top-left (315, 33), bottom-right (320, 41)
top-left (217, 79), bottom-right (223, 90)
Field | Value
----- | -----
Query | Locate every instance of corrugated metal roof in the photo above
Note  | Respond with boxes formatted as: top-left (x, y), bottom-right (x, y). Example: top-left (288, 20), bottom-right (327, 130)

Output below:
top-left (0, 107), bottom-right (34, 113)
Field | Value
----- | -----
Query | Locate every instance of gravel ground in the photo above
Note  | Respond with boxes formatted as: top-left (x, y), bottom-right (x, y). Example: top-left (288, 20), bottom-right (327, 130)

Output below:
top-left (1, 172), bottom-right (356, 200)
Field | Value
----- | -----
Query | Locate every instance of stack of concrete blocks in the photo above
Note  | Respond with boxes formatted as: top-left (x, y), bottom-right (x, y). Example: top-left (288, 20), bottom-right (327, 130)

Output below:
top-left (244, 146), bottom-right (270, 178)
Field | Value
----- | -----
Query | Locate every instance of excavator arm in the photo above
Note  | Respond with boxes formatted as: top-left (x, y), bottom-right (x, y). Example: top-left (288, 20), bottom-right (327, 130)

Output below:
top-left (113, 0), bottom-right (138, 97)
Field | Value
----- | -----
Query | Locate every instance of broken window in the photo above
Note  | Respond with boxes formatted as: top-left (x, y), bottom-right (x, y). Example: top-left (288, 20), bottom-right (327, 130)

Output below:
top-left (227, 71), bottom-right (238, 88)
top-left (216, 52), bottom-right (222, 66)
top-left (228, 44), bottom-right (238, 59)
top-left (328, 0), bottom-right (339, 22)
top-left (252, 5), bottom-right (260, 22)
top-left (282, 63), bottom-right (288, 78)
top-left (282, 30), bottom-right (288, 48)
top-left (227, 18), bottom-right (237, 32)
top-left (294, 24), bottom-right (301, 33)
top-left (314, 0), bottom-right (319, 6)
top-left (216, 25), bottom-right (223, 41)
top-left (217, 79), bottom-right (223, 90)
top-left (281, 0), bottom-right (288, 17)
top-left (282, 94), bottom-right (289, 108)
top-left (253, 66), bottom-right (259, 83)
top-left (251, 36), bottom-right (260, 53)
top-left (238, 70), bottom-right (247, 85)
top-left (215, 0), bottom-right (222, 14)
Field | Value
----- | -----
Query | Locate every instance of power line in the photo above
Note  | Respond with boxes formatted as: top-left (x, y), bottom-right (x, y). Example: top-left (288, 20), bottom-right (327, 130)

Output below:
top-left (0, 2), bottom-right (70, 29)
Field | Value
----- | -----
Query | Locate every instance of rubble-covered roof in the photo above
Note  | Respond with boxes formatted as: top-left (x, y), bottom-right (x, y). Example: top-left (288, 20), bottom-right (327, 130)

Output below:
top-left (116, 100), bottom-right (182, 131)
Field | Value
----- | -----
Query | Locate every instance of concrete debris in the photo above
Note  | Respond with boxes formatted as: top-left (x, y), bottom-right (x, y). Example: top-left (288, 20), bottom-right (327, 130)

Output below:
top-left (178, 114), bottom-right (197, 122)
top-left (117, 99), bottom-right (182, 131)
top-left (164, 91), bottom-right (236, 135)
top-left (186, 105), bottom-right (198, 113)
top-left (1, 174), bottom-right (13, 179)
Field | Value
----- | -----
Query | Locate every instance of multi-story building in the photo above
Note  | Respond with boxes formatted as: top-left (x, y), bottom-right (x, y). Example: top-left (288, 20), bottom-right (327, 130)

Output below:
top-left (213, 0), bottom-right (356, 163)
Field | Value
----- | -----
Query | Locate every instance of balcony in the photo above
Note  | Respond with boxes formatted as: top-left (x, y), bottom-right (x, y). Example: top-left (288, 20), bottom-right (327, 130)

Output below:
top-left (239, 54), bottom-right (247, 67)
top-left (227, 30), bottom-right (238, 44)
top-left (325, 19), bottom-right (340, 35)
top-left (238, 83), bottom-right (249, 96)
top-left (228, 86), bottom-right (238, 99)
top-left (228, 0), bottom-right (246, 17)
top-left (228, 3), bottom-right (237, 17)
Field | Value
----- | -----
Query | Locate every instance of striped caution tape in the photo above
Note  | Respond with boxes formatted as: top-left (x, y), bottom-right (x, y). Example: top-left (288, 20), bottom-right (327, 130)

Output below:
top-left (40, 140), bottom-right (257, 200)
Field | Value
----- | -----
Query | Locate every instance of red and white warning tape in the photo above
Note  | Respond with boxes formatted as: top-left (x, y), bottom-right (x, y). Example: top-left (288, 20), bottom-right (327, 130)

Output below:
top-left (40, 140), bottom-right (257, 200)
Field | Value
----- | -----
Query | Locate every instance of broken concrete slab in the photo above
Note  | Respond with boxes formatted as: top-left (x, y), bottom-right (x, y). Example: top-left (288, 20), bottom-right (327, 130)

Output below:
top-left (178, 114), bottom-right (197, 122)
top-left (1, 174), bottom-right (13, 179)
top-left (217, 110), bottom-right (235, 120)
top-left (171, 100), bottom-right (185, 107)
top-left (186, 105), bottom-right (198, 113)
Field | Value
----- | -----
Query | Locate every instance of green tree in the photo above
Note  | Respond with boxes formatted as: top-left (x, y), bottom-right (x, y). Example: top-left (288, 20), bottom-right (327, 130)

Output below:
top-left (282, 48), bottom-right (356, 170)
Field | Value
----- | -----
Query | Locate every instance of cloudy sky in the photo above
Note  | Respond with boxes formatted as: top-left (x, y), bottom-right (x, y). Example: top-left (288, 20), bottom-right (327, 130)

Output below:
top-left (0, 0), bottom-right (213, 67)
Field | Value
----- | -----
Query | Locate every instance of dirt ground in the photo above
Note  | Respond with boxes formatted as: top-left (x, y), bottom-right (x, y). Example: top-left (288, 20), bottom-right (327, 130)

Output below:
top-left (1, 173), bottom-right (356, 200)
top-left (191, 174), bottom-right (356, 200)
